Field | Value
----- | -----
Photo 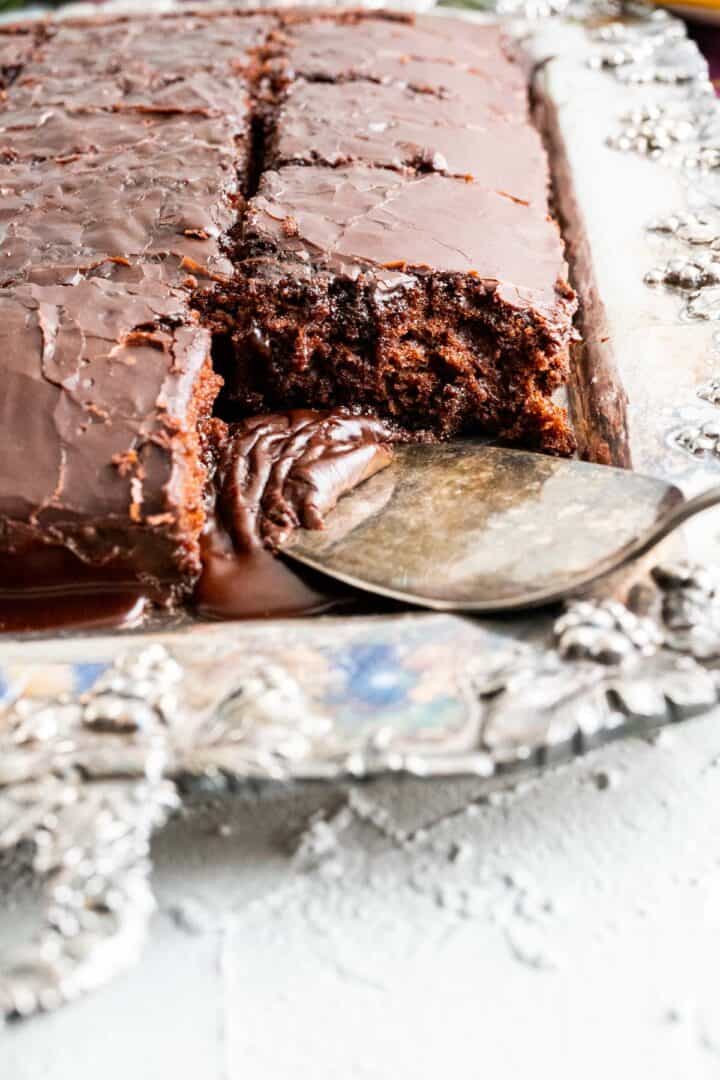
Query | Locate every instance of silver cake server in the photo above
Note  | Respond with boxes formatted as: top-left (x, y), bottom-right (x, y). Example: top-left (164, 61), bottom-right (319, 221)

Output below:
top-left (283, 441), bottom-right (720, 612)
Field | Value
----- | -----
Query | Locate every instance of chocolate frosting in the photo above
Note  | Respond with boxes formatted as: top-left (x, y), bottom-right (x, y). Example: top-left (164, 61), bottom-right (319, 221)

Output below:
top-left (0, 114), bottom-right (241, 287)
top-left (34, 12), bottom-right (273, 77)
top-left (270, 78), bottom-right (548, 202)
top-left (216, 409), bottom-right (394, 550)
top-left (0, 104), bottom-right (247, 164)
top-left (10, 68), bottom-right (249, 117)
top-left (195, 409), bottom-right (394, 620)
top-left (281, 15), bottom-right (522, 81)
top-left (0, 11), bottom-right (257, 291)
top-left (0, 274), bottom-right (214, 581)
top-left (245, 164), bottom-right (571, 317)
top-left (280, 15), bottom-right (526, 118)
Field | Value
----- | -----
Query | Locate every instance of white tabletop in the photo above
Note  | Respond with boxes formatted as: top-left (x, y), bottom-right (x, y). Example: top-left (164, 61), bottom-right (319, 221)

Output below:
top-left (2, 712), bottom-right (720, 1080)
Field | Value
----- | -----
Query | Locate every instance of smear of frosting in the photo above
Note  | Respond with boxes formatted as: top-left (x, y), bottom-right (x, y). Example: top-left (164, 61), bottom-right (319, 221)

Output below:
top-left (194, 409), bottom-right (394, 620)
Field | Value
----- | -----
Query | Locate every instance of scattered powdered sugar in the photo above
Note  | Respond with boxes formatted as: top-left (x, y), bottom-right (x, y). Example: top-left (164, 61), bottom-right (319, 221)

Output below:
top-left (291, 802), bottom-right (354, 876)
top-left (504, 923), bottom-right (561, 972)
top-left (592, 767), bottom-right (622, 791)
top-left (281, 781), bottom-right (569, 973)
top-left (166, 896), bottom-right (216, 936)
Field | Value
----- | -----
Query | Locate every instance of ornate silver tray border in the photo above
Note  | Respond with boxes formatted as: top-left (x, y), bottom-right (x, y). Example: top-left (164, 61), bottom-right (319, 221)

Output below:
top-left (2, 0), bottom-right (720, 1021)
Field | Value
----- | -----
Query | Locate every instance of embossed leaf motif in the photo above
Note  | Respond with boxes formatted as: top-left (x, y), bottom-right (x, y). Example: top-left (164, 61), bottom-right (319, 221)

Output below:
top-left (473, 620), bottom-right (719, 775)
top-left (697, 378), bottom-right (720, 408)
top-left (589, 11), bottom-right (708, 88)
top-left (653, 563), bottom-right (720, 661)
top-left (473, 646), bottom-right (610, 766)
top-left (0, 646), bottom-right (181, 1020)
top-left (645, 213), bottom-right (720, 322)
top-left (554, 600), bottom-right (663, 664)
top-left (646, 252), bottom-right (720, 293)
top-left (607, 102), bottom-right (699, 158)
top-left (686, 288), bottom-right (720, 322)
top-left (176, 659), bottom-right (334, 782)
top-left (647, 211), bottom-right (720, 247)
top-left (469, 567), bottom-right (720, 775)
top-left (0, 776), bottom-right (178, 1020)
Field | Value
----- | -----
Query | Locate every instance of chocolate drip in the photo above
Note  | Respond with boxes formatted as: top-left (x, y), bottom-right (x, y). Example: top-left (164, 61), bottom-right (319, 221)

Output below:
top-left (195, 409), bottom-right (394, 620)
top-left (0, 591), bottom-right (147, 634)
top-left (217, 409), bottom-right (393, 550)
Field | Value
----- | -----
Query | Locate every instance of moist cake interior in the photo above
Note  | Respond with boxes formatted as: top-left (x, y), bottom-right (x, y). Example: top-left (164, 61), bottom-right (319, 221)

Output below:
top-left (0, 8), bottom-right (577, 625)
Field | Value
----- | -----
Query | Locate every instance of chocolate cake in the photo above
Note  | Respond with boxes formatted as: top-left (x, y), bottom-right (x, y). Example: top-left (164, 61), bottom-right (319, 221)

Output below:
top-left (212, 11), bottom-right (575, 449)
top-left (0, 9), bottom-right (576, 626)
top-left (220, 163), bottom-right (573, 446)
top-left (0, 275), bottom-right (220, 596)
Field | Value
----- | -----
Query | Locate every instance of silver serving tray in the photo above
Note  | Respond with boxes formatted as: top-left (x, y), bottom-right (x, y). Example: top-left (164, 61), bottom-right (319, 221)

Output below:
top-left (2, 0), bottom-right (720, 1020)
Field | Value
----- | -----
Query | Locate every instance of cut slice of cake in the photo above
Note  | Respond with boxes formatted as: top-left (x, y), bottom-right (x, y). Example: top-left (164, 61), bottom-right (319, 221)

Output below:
top-left (216, 163), bottom-right (575, 452)
top-left (0, 273), bottom-right (220, 599)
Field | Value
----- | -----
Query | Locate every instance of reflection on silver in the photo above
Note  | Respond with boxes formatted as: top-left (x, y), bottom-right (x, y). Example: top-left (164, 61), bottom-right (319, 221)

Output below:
top-left (606, 102), bottom-right (699, 158)
top-left (284, 442), bottom-right (692, 611)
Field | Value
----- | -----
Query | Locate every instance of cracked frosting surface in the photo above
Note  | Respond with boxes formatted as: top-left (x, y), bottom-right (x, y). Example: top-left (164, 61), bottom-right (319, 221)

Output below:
top-left (246, 164), bottom-right (569, 316)
top-left (0, 113), bottom-right (241, 287)
top-left (269, 78), bottom-right (549, 203)
top-left (0, 276), bottom-right (211, 530)
top-left (280, 14), bottom-right (526, 112)
top-left (31, 12), bottom-right (273, 76)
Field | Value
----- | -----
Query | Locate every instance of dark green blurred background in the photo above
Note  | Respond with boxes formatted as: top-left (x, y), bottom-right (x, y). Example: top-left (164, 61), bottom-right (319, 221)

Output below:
top-left (0, 1), bottom-right (64, 11)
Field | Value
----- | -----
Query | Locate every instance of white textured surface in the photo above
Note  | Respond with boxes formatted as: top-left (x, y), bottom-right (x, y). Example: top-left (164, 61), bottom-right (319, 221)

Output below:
top-left (2, 717), bottom-right (720, 1078)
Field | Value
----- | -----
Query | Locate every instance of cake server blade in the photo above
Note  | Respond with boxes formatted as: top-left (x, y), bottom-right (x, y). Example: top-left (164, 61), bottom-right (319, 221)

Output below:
top-left (282, 441), bottom-right (720, 612)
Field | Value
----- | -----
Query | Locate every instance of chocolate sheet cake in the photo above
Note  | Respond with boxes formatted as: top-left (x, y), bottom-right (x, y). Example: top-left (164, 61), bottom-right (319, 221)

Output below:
top-left (214, 11), bottom-right (575, 449)
top-left (0, 8), bottom-right (576, 625)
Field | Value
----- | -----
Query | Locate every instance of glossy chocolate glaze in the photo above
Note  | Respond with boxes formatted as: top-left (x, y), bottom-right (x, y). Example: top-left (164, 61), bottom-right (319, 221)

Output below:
top-left (0, 544), bottom-right (152, 633)
top-left (0, 124), bottom-right (240, 288)
top-left (269, 78), bottom-right (549, 203)
top-left (216, 410), bottom-right (394, 549)
top-left (278, 15), bottom-right (527, 117)
top-left (195, 531), bottom-right (340, 622)
top-left (0, 591), bottom-right (147, 634)
top-left (195, 409), bottom-right (394, 620)
top-left (0, 276), bottom-right (217, 583)
top-left (33, 11), bottom-right (273, 77)
top-left (245, 163), bottom-right (571, 319)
